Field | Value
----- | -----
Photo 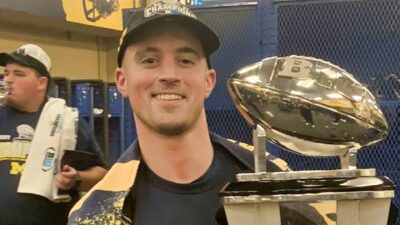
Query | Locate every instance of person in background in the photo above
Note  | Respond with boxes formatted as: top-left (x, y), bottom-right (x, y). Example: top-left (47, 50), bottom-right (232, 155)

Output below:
top-left (0, 44), bottom-right (108, 225)
top-left (68, 1), bottom-right (326, 225)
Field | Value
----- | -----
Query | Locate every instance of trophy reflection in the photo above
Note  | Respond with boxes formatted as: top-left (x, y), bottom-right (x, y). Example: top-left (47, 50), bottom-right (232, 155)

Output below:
top-left (221, 55), bottom-right (395, 225)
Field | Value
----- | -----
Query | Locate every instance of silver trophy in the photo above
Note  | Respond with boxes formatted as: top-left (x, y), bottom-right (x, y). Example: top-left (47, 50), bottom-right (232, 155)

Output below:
top-left (221, 55), bottom-right (395, 225)
top-left (0, 80), bottom-right (9, 106)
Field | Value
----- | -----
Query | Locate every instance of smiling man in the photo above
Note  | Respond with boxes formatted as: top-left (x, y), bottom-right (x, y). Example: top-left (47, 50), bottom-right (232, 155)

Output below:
top-left (68, 1), bottom-right (326, 225)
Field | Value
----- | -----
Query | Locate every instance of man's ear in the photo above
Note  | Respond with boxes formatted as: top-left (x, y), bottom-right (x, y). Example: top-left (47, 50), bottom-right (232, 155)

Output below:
top-left (205, 69), bottom-right (217, 98)
top-left (115, 68), bottom-right (128, 97)
top-left (38, 76), bottom-right (48, 92)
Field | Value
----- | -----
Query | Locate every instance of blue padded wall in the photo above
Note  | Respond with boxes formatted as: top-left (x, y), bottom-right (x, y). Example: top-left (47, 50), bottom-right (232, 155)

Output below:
top-left (194, 5), bottom-right (263, 143)
top-left (195, 5), bottom-right (262, 109)
top-left (272, 0), bottom-right (400, 220)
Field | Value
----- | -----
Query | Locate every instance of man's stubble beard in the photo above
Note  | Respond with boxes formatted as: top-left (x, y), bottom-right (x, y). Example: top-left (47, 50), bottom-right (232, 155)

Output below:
top-left (134, 106), bottom-right (203, 137)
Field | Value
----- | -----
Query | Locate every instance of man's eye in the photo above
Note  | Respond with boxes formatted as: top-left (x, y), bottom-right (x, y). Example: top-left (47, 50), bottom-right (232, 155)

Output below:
top-left (142, 58), bottom-right (158, 64)
top-left (179, 58), bottom-right (194, 65)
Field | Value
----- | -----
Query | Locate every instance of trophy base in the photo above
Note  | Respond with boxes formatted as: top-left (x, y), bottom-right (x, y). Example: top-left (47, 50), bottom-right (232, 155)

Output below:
top-left (223, 198), bottom-right (392, 225)
top-left (220, 169), bottom-right (395, 225)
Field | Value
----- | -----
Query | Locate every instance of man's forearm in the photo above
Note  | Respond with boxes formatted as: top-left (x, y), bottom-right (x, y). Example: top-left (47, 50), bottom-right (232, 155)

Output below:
top-left (78, 166), bottom-right (108, 191)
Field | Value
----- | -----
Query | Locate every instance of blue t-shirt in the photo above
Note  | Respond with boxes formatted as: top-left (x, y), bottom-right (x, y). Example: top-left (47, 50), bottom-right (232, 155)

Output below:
top-left (132, 144), bottom-right (241, 225)
top-left (0, 104), bottom-right (106, 225)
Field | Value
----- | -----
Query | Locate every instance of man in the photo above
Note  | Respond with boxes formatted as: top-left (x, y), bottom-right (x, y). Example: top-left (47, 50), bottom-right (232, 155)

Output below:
top-left (68, 1), bottom-right (326, 225)
top-left (0, 44), bottom-right (108, 225)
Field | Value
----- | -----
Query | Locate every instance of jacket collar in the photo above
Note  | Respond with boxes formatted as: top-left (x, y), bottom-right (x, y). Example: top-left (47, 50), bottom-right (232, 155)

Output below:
top-left (120, 132), bottom-right (255, 172)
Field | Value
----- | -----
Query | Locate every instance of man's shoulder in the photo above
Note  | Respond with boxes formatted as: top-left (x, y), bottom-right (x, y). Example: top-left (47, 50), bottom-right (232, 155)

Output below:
top-left (76, 118), bottom-right (90, 131)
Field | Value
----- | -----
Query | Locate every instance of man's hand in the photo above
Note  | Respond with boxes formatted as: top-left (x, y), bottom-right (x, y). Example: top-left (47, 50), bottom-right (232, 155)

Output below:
top-left (55, 165), bottom-right (81, 190)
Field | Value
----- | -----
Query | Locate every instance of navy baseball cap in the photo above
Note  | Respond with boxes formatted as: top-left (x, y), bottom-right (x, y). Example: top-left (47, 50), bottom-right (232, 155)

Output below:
top-left (117, 1), bottom-right (220, 67)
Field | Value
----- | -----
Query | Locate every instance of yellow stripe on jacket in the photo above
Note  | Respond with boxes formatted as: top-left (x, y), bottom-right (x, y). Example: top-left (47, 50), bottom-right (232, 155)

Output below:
top-left (69, 160), bottom-right (140, 215)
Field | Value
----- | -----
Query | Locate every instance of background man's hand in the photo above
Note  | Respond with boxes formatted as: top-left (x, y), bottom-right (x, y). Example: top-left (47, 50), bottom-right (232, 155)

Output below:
top-left (55, 165), bottom-right (80, 190)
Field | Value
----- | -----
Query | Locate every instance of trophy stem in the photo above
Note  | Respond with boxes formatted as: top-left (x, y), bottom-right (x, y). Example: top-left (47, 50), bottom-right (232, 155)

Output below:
top-left (253, 125), bottom-right (266, 173)
top-left (340, 147), bottom-right (359, 169)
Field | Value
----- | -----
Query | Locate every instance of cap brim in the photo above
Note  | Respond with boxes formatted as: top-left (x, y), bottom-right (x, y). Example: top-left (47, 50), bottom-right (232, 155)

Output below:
top-left (0, 53), bottom-right (13, 67)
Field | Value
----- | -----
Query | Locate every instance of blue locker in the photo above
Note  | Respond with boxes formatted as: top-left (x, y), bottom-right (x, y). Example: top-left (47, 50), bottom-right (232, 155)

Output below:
top-left (106, 83), bottom-right (137, 163)
top-left (71, 80), bottom-right (109, 162)
top-left (107, 83), bottom-right (128, 163)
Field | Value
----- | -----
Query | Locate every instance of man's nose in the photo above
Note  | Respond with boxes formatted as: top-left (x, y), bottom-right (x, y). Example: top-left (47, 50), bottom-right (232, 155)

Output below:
top-left (159, 61), bottom-right (180, 82)
top-left (3, 74), bottom-right (12, 83)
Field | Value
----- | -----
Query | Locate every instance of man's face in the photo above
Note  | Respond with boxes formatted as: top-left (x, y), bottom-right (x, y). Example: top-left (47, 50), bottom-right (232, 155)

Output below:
top-left (115, 25), bottom-right (216, 136)
top-left (3, 63), bottom-right (47, 110)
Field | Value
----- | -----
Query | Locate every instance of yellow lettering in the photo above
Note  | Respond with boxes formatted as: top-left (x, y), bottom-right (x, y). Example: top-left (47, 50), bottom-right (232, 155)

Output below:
top-left (10, 162), bottom-right (25, 175)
